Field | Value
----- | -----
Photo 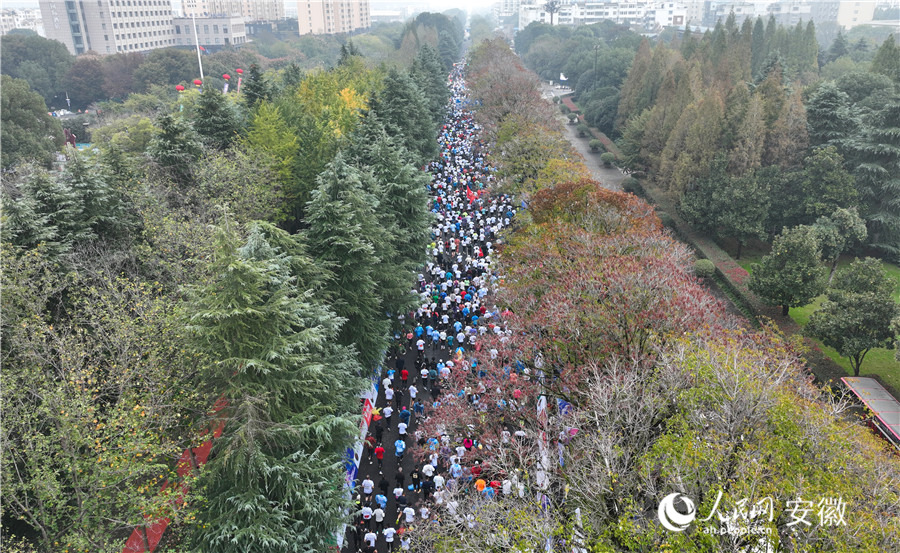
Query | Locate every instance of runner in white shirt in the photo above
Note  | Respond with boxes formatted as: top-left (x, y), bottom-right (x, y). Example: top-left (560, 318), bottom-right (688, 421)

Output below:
top-left (362, 477), bottom-right (374, 496)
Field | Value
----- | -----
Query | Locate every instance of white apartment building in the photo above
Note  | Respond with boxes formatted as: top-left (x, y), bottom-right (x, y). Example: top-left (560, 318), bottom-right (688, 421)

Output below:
top-left (706, 0), bottom-right (876, 28)
top-left (241, 0), bottom-right (285, 22)
top-left (172, 14), bottom-right (247, 48)
top-left (837, 0), bottom-right (877, 28)
top-left (181, 0), bottom-right (242, 16)
top-left (495, 0), bottom-right (523, 18)
top-left (40, 0), bottom-right (177, 55)
top-left (519, 1), bottom-right (686, 30)
top-left (297, 0), bottom-right (371, 34)
top-left (1, 8), bottom-right (45, 36)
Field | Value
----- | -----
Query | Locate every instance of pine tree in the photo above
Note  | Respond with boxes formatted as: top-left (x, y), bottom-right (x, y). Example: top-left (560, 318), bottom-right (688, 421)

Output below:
top-left (186, 224), bottom-right (363, 553)
top-left (669, 93), bottom-right (724, 196)
top-left (749, 225), bottom-right (826, 316)
top-left (827, 31), bottom-right (849, 64)
top-left (680, 26), bottom-right (696, 60)
top-left (148, 112), bottom-right (202, 185)
top-left (871, 34), bottom-right (900, 83)
top-left (0, 169), bottom-right (61, 253)
top-left (371, 68), bottom-right (437, 164)
top-left (242, 63), bottom-right (270, 107)
top-left (339, 39), bottom-right (362, 66)
top-left (849, 95), bottom-right (900, 256)
top-left (805, 82), bottom-right (856, 150)
top-left (194, 85), bottom-right (242, 150)
top-left (350, 113), bottom-right (432, 272)
top-left (343, 118), bottom-right (427, 324)
top-left (729, 94), bottom-right (767, 174)
top-left (63, 150), bottom-right (138, 243)
top-left (615, 38), bottom-right (652, 130)
top-left (765, 87), bottom-right (808, 168)
top-left (410, 44), bottom-right (450, 125)
top-left (751, 17), bottom-right (766, 76)
top-left (437, 30), bottom-right (460, 70)
top-left (21, 164), bottom-right (95, 247)
top-left (800, 146), bottom-right (857, 221)
top-left (802, 21), bottom-right (819, 75)
top-left (304, 153), bottom-right (391, 369)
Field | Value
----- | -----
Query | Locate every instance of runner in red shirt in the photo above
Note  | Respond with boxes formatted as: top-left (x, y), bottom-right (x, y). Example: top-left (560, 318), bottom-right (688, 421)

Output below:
top-left (374, 444), bottom-right (385, 471)
top-left (400, 368), bottom-right (409, 387)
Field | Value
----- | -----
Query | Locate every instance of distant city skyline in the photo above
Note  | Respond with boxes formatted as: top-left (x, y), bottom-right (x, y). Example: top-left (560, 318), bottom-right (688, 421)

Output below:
top-left (6, 0), bottom-right (488, 15)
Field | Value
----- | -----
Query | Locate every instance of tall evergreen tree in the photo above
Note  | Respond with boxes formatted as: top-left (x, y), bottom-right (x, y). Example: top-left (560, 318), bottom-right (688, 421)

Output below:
top-left (338, 39), bottom-right (362, 66)
top-left (871, 34), bottom-right (900, 83)
top-left (0, 169), bottom-right (62, 254)
top-left (148, 112), bottom-right (202, 185)
top-left (186, 224), bottom-right (363, 553)
top-left (827, 31), bottom-right (849, 64)
top-left (371, 68), bottom-right (437, 164)
top-left (849, 96), bottom-right (900, 256)
top-left (193, 86), bottom-right (242, 150)
top-left (350, 113), bottom-right (432, 272)
top-left (800, 146), bottom-right (857, 221)
top-left (615, 38), bottom-right (652, 130)
top-left (410, 44), bottom-right (450, 125)
top-left (765, 87), bottom-right (809, 168)
top-left (805, 82), bottom-right (856, 150)
top-left (304, 153), bottom-right (391, 369)
top-left (437, 30), bottom-right (460, 70)
top-left (242, 63), bottom-right (270, 107)
top-left (729, 94), bottom-right (767, 173)
top-left (341, 117), bottom-right (427, 325)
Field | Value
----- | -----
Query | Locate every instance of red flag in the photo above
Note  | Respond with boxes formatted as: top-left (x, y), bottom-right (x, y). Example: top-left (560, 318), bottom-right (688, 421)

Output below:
top-left (466, 186), bottom-right (475, 203)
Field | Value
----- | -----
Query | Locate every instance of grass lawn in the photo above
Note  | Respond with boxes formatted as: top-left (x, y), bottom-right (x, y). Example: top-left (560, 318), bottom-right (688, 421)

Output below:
top-left (724, 239), bottom-right (900, 393)
top-left (790, 296), bottom-right (900, 395)
top-left (788, 260), bottom-right (900, 396)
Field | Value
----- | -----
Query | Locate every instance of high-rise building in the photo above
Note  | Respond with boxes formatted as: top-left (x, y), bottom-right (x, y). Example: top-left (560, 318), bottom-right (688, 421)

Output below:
top-left (39, 0), bottom-right (176, 56)
top-left (837, 0), bottom-right (877, 28)
top-left (495, 0), bottom-right (523, 18)
top-left (185, 0), bottom-right (285, 21)
top-left (172, 15), bottom-right (247, 48)
top-left (241, 0), bottom-right (285, 22)
top-left (297, 0), bottom-right (371, 34)
top-left (1, 8), bottom-right (45, 36)
top-left (181, 0), bottom-right (242, 17)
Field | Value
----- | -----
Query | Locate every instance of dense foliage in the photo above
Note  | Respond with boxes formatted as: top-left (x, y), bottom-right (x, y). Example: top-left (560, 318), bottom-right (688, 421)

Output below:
top-left (406, 37), bottom-right (900, 553)
top-left (1, 22), bottom-right (450, 550)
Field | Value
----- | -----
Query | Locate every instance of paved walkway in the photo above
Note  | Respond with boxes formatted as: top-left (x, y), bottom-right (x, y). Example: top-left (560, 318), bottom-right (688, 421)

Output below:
top-left (559, 116), bottom-right (626, 192)
top-left (540, 85), bottom-right (625, 192)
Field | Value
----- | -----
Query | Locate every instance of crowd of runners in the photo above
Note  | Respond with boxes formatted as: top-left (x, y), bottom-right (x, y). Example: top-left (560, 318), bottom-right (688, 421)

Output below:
top-left (343, 63), bottom-right (520, 552)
